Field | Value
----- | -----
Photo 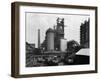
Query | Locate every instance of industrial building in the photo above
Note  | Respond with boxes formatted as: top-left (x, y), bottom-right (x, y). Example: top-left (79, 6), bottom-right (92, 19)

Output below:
top-left (41, 18), bottom-right (67, 52)
top-left (26, 17), bottom-right (89, 67)
top-left (80, 19), bottom-right (90, 48)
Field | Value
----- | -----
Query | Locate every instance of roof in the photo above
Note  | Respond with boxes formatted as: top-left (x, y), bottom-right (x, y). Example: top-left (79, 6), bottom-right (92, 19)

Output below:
top-left (76, 49), bottom-right (89, 56)
top-left (46, 28), bottom-right (54, 34)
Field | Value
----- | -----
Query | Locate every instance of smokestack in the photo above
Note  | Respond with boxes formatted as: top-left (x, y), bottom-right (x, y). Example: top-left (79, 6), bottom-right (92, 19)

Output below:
top-left (38, 29), bottom-right (40, 48)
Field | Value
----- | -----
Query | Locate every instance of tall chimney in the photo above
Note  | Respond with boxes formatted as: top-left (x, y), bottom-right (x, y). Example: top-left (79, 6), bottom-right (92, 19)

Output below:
top-left (38, 29), bottom-right (40, 48)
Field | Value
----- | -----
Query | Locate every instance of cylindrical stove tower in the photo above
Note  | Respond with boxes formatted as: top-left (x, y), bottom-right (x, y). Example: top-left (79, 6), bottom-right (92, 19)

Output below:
top-left (46, 28), bottom-right (54, 51)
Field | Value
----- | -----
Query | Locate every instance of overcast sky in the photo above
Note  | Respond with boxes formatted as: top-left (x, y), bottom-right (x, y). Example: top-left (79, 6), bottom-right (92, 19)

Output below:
top-left (26, 13), bottom-right (89, 48)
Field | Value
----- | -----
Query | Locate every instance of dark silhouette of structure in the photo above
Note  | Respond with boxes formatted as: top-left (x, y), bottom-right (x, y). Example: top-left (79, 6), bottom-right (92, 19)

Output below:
top-left (80, 19), bottom-right (90, 48)
top-left (67, 40), bottom-right (81, 53)
top-left (54, 18), bottom-right (65, 50)
top-left (26, 42), bottom-right (35, 53)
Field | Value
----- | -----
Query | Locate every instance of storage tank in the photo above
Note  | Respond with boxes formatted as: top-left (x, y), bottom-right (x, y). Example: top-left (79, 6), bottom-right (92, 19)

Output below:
top-left (46, 28), bottom-right (54, 51)
top-left (60, 39), bottom-right (67, 51)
